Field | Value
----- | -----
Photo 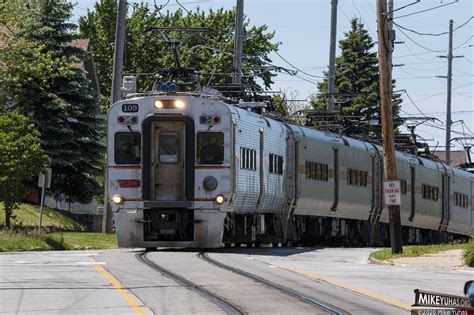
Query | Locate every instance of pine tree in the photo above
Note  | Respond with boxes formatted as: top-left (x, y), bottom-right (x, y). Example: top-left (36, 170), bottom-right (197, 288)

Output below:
top-left (16, 0), bottom-right (104, 203)
top-left (312, 18), bottom-right (402, 139)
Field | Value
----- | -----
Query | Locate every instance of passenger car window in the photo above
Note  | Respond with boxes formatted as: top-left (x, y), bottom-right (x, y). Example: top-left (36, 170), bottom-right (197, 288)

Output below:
top-left (159, 133), bottom-right (179, 163)
top-left (115, 132), bottom-right (141, 164)
top-left (197, 132), bottom-right (224, 164)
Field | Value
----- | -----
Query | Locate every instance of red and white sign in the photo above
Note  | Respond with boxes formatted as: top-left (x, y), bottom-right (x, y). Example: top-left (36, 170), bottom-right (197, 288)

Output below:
top-left (384, 180), bottom-right (401, 206)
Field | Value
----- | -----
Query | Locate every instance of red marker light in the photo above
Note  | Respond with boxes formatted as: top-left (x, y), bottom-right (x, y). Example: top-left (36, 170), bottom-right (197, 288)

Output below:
top-left (117, 179), bottom-right (140, 188)
top-left (118, 116), bottom-right (125, 123)
top-left (213, 116), bottom-right (220, 123)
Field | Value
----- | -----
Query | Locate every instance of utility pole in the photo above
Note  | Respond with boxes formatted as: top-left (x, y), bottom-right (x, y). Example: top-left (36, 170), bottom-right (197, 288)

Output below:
top-left (376, 0), bottom-right (402, 254)
top-left (103, 0), bottom-right (127, 233)
top-left (111, 0), bottom-right (127, 104)
top-left (387, 0), bottom-right (394, 69)
top-left (437, 20), bottom-right (462, 165)
top-left (445, 20), bottom-right (453, 166)
top-left (233, 0), bottom-right (244, 85)
top-left (327, 0), bottom-right (338, 112)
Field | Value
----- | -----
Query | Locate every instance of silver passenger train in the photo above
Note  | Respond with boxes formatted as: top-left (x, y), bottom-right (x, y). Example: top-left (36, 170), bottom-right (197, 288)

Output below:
top-left (107, 87), bottom-right (473, 248)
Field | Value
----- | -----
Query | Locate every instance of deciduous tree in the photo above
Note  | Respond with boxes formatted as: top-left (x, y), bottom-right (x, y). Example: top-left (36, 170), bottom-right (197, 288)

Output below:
top-left (0, 111), bottom-right (50, 227)
top-left (79, 2), bottom-right (278, 108)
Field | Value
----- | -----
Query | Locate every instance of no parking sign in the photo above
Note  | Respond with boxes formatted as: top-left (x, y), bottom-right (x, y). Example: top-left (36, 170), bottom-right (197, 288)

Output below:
top-left (384, 180), bottom-right (401, 206)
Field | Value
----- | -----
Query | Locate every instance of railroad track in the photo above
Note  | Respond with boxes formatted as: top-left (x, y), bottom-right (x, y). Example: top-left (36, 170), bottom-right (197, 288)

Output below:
top-left (136, 251), bottom-right (245, 315)
top-left (198, 252), bottom-right (349, 315)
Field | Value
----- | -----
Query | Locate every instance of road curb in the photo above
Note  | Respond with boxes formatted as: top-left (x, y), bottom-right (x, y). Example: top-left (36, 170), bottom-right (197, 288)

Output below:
top-left (367, 256), bottom-right (394, 266)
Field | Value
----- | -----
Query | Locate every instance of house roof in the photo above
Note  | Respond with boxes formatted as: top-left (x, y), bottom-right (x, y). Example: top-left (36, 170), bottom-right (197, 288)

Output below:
top-left (1, 34), bottom-right (101, 98)
top-left (70, 39), bottom-right (102, 98)
top-left (432, 150), bottom-right (468, 166)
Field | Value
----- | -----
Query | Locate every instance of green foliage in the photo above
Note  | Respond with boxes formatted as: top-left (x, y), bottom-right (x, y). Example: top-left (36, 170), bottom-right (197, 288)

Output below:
top-left (370, 241), bottom-right (469, 261)
top-left (0, 230), bottom-right (117, 251)
top-left (464, 238), bottom-right (474, 267)
top-left (1, 0), bottom-right (104, 204)
top-left (46, 232), bottom-right (117, 250)
top-left (0, 230), bottom-right (52, 251)
top-left (79, 2), bottom-right (278, 109)
top-left (0, 202), bottom-right (84, 230)
top-left (312, 18), bottom-right (402, 138)
top-left (0, 111), bottom-right (51, 227)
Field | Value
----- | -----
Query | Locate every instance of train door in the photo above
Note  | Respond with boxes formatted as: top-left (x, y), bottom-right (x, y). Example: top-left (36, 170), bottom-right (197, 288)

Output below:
top-left (151, 121), bottom-right (185, 201)
top-left (409, 165), bottom-right (416, 221)
top-left (257, 128), bottom-right (264, 208)
top-left (440, 170), bottom-right (451, 231)
top-left (369, 146), bottom-right (383, 224)
top-left (331, 148), bottom-right (339, 211)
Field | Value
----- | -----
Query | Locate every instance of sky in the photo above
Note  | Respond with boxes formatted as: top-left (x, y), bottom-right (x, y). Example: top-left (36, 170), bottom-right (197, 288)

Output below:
top-left (72, 0), bottom-right (474, 153)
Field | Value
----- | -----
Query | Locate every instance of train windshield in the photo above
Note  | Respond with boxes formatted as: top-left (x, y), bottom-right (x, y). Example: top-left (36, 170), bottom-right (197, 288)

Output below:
top-left (197, 132), bottom-right (224, 164)
top-left (114, 132), bottom-right (141, 164)
top-left (159, 133), bottom-right (179, 163)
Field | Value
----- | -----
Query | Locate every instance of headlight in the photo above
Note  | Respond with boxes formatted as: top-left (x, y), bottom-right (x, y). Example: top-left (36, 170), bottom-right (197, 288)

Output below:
top-left (215, 195), bottom-right (225, 204)
top-left (154, 100), bottom-right (163, 109)
top-left (111, 194), bottom-right (123, 204)
top-left (203, 176), bottom-right (218, 191)
top-left (174, 99), bottom-right (185, 109)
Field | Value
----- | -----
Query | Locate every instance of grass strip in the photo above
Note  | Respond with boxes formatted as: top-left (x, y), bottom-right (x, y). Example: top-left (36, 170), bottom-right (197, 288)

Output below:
top-left (370, 239), bottom-right (473, 267)
top-left (0, 230), bottom-right (117, 251)
top-left (0, 230), bottom-right (52, 251)
top-left (46, 232), bottom-right (117, 250)
top-left (0, 202), bottom-right (84, 230)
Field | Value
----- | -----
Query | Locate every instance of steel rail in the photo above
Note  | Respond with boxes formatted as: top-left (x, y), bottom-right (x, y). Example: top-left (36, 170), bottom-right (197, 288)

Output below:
top-left (136, 251), bottom-right (245, 315)
top-left (198, 252), bottom-right (348, 315)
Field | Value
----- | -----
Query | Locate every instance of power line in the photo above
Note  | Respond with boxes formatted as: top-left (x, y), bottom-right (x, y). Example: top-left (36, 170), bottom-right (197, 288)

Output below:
top-left (274, 50), bottom-right (325, 78)
top-left (392, 22), bottom-right (448, 37)
top-left (395, 24), bottom-right (446, 53)
top-left (394, 0), bottom-right (459, 20)
top-left (453, 16), bottom-right (474, 32)
top-left (454, 35), bottom-right (474, 50)
top-left (402, 89), bottom-right (430, 119)
top-left (392, 16), bottom-right (474, 37)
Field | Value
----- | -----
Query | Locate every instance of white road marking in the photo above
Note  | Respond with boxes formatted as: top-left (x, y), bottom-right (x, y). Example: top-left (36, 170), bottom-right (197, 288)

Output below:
top-left (456, 269), bottom-right (474, 274)
top-left (0, 262), bottom-right (105, 266)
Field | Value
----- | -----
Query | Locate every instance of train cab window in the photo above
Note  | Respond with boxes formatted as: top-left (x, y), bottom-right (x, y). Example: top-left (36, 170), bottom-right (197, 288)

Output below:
top-left (159, 133), bottom-right (179, 163)
top-left (114, 132), bottom-right (141, 164)
top-left (197, 132), bottom-right (224, 164)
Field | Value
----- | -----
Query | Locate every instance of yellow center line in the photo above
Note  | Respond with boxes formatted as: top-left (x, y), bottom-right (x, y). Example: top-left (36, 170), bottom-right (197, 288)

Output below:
top-left (94, 263), bottom-right (146, 315)
top-left (284, 267), bottom-right (412, 311)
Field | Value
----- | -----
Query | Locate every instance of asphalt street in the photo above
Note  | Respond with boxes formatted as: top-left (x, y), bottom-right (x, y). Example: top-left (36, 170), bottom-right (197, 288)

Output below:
top-left (0, 251), bottom-right (152, 315)
top-left (1, 247), bottom-right (472, 314)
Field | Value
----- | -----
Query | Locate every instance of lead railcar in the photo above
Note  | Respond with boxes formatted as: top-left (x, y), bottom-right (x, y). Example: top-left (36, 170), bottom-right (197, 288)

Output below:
top-left (107, 76), bottom-right (473, 248)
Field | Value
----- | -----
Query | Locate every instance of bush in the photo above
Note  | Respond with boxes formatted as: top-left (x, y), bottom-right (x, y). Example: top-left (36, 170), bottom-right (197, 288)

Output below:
top-left (464, 239), bottom-right (474, 267)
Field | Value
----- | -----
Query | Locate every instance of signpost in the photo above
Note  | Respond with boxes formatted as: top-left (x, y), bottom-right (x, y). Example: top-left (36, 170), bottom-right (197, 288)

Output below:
top-left (38, 168), bottom-right (52, 233)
